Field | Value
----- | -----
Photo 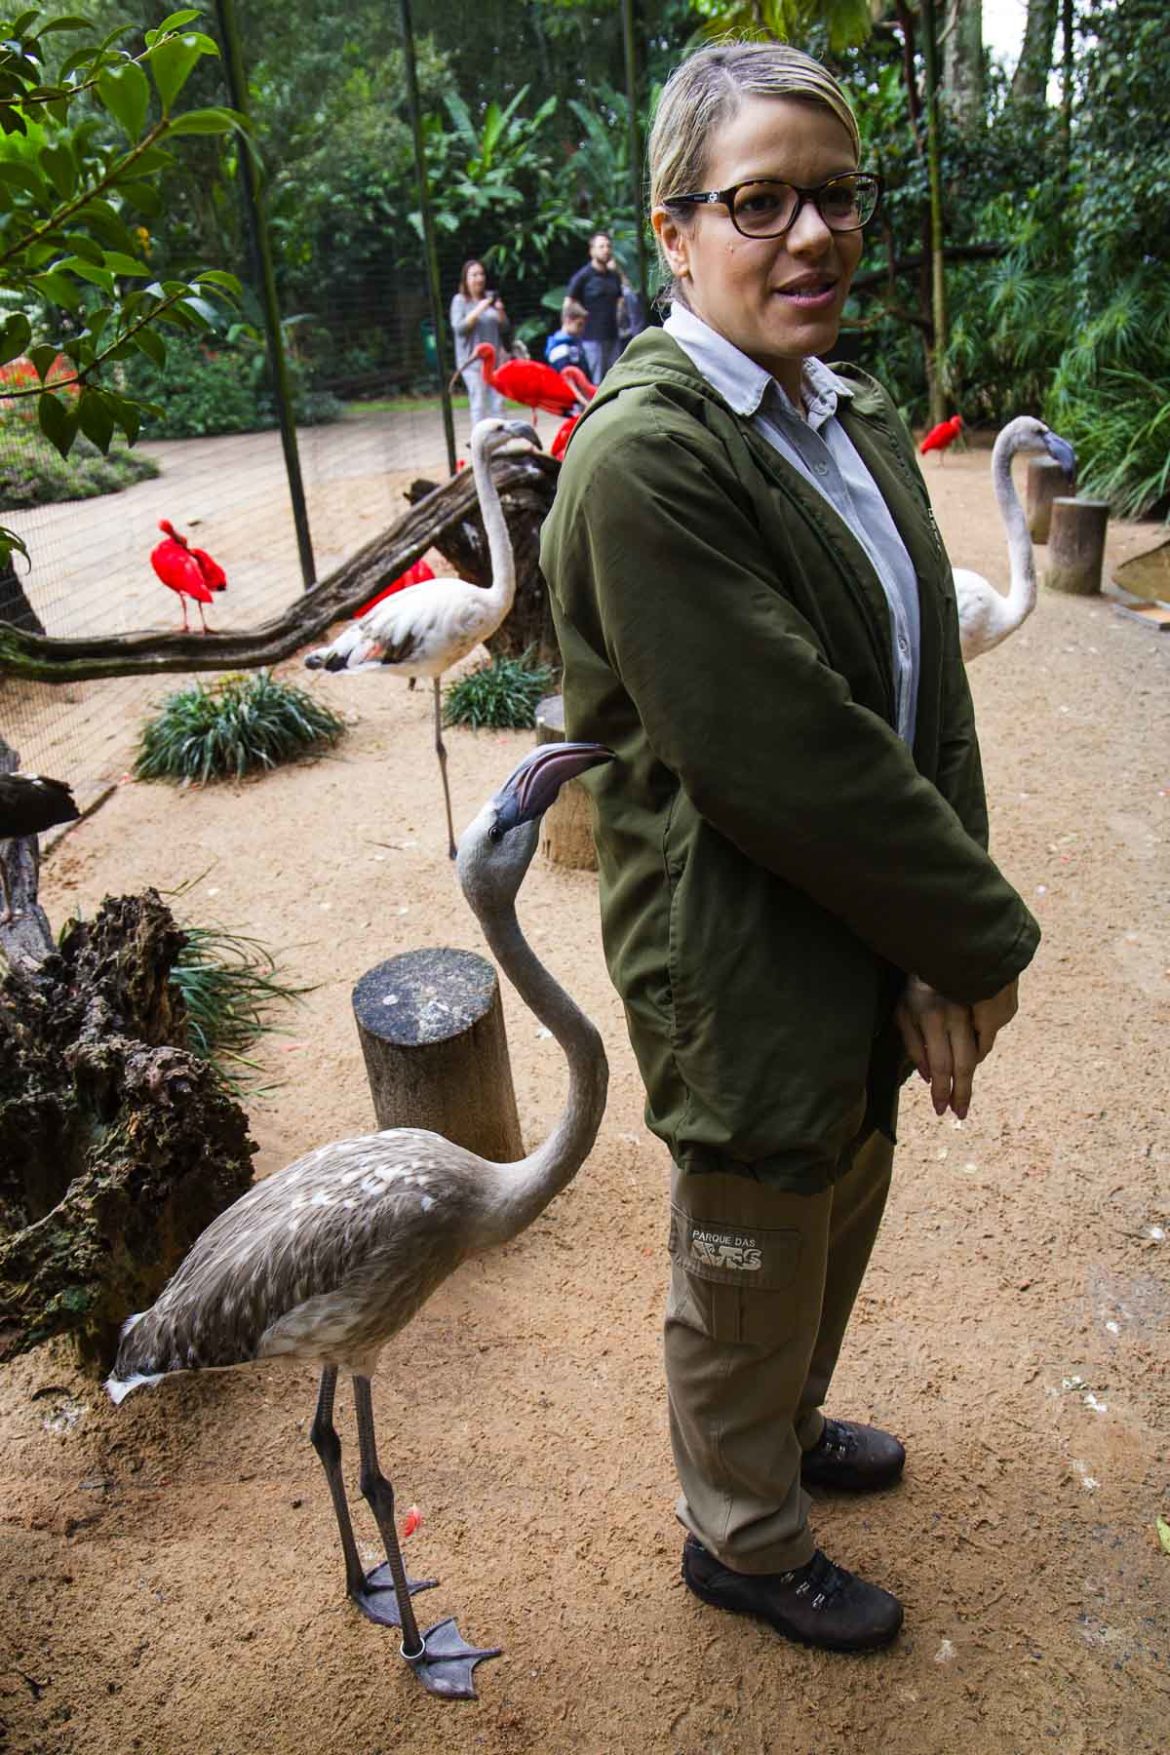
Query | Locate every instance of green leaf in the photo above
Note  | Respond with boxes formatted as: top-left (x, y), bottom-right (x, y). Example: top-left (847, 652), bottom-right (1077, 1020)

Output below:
top-left (195, 268), bottom-right (241, 294)
top-left (0, 159), bottom-right (45, 196)
top-left (148, 31), bottom-right (204, 114)
top-left (28, 343), bottom-right (60, 381)
top-left (38, 388), bottom-right (79, 457)
top-left (61, 229), bottom-right (104, 264)
top-left (98, 60), bottom-right (149, 140)
top-left (131, 324), bottom-right (165, 367)
top-left (1158, 1516), bottom-right (1170, 1555)
top-left (117, 178), bottom-right (162, 217)
top-left (100, 250), bottom-right (151, 276)
top-left (155, 8), bottom-right (202, 31)
top-left (56, 257), bottom-right (115, 291)
top-left (0, 311), bottom-right (30, 364)
top-left (103, 389), bottom-right (140, 443)
top-left (38, 142), bottom-right (76, 200)
top-left (30, 268), bottom-right (81, 310)
top-left (0, 528), bottom-right (30, 566)
top-left (164, 106), bottom-right (236, 136)
top-left (38, 16), bottom-right (93, 33)
top-left (76, 385), bottom-right (115, 451)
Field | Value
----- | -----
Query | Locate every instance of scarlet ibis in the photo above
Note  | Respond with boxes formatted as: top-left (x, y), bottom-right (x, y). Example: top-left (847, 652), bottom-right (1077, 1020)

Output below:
top-left (355, 558), bottom-right (436, 621)
top-left (106, 740), bottom-right (612, 1702)
top-left (550, 414), bottom-right (580, 461)
top-left (558, 365), bottom-right (595, 405)
top-left (451, 344), bottom-right (588, 422)
top-left (0, 771), bottom-right (79, 925)
top-left (151, 520), bottom-right (227, 632)
top-left (919, 414), bottom-right (963, 462)
top-left (306, 419), bottom-right (539, 859)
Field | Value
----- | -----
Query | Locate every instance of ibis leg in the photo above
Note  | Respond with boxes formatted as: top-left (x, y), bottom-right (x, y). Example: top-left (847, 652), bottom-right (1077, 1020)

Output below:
top-left (309, 1367), bottom-right (434, 1617)
top-left (353, 1374), bottom-right (500, 1700)
top-left (433, 678), bottom-right (457, 861)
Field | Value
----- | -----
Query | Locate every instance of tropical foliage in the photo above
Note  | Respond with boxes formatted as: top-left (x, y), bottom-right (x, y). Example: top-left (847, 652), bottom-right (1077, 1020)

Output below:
top-left (135, 669), bottom-right (346, 782)
top-left (0, 6), bottom-right (246, 559)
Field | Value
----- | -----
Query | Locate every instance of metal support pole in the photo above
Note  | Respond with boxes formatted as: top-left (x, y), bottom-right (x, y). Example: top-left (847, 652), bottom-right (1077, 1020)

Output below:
top-left (215, 0), bottom-right (315, 589)
top-left (621, 0), bottom-right (648, 312)
top-left (399, 0), bottom-right (458, 478)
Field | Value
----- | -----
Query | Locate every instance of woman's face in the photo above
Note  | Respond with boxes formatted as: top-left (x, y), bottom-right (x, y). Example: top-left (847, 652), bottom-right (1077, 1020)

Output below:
top-left (467, 262), bottom-right (487, 297)
top-left (654, 96), bottom-right (863, 390)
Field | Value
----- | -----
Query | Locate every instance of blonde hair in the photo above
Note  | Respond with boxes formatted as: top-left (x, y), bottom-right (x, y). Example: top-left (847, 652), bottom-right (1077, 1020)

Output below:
top-left (648, 40), bottom-right (860, 301)
top-left (562, 297), bottom-right (588, 325)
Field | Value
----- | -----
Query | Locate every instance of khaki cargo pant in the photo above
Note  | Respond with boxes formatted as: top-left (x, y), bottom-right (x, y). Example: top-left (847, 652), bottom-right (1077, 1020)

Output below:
top-left (665, 1124), bottom-right (894, 1574)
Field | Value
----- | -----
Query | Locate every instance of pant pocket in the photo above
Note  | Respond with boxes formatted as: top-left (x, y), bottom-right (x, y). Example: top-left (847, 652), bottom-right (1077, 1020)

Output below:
top-left (668, 1204), bottom-right (803, 1346)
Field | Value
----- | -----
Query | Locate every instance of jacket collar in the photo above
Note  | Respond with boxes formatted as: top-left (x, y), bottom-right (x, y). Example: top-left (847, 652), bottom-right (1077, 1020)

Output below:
top-left (662, 304), bottom-right (854, 429)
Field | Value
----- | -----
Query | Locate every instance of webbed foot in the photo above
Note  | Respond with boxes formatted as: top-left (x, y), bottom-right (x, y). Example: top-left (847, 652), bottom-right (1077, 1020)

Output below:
top-left (403, 1615), bottom-right (502, 1699)
top-left (351, 1562), bottom-right (437, 1628)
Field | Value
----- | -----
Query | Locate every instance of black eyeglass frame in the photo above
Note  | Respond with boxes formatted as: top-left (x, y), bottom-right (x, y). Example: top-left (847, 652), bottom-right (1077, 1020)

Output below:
top-left (664, 171), bottom-right (883, 239)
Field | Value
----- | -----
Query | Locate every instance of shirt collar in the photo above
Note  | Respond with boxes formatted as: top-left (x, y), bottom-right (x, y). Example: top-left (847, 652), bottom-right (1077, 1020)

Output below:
top-left (664, 302), bottom-right (853, 430)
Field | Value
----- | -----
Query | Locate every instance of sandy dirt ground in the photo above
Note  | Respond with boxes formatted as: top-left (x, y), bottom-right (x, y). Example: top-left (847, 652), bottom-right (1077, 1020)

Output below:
top-left (2, 445), bottom-right (1168, 1755)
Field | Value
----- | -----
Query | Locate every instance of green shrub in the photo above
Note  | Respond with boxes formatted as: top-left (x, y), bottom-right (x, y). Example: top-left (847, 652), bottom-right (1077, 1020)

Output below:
top-left (443, 649), bottom-right (556, 730)
top-left (0, 429), bottom-right (159, 511)
top-left (126, 333), bottom-right (344, 441)
top-left (136, 670), bottom-right (346, 783)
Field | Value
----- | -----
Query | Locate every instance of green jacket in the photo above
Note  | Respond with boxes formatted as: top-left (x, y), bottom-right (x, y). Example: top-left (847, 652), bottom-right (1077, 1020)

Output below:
top-left (540, 330), bottom-right (1039, 1191)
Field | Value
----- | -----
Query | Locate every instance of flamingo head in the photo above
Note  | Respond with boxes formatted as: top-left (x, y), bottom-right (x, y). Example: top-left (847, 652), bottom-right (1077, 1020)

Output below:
top-left (158, 518), bottom-right (178, 538)
top-left (1002, 416), bottom-right (1077, 482)
top-left (469, 416), bottom-right (539, 461)
top-left (457, 743), bottom-right (613, 907)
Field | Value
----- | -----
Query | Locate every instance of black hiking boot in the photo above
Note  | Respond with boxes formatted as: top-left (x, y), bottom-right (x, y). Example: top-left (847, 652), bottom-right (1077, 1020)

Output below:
top-left (681, 1536), bottom-right (903, 1653)
top-left (800, 1417), bottom-right (906, 1492)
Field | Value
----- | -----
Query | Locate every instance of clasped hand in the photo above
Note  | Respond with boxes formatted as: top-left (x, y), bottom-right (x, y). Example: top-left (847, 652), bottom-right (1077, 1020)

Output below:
top-left (894, 975), bottom-right (1019, 1121)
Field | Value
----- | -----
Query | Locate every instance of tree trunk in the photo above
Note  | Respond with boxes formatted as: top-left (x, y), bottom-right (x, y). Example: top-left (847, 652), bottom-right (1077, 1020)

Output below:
top-left (0, 559), bottom-right (44, 635)
top-left (1044, 498), bottom-right (1109, 596)
top-left (942, 0), bottom-right (984, 129)
top-left (921, 0), bottom-right (950, 425)
top-left (0, 450), bottom-right (559, 684)
top-left (0, 888), bottom-right (256, 1369)
top-left (1025, 457), bottom-right (1072, 542)
top-left (351, 948), bottom-right (523, 1162)
top-left (534, 694), bottom-right (597, 871)
top-left (1011, 0), bottom-right (1059, 108)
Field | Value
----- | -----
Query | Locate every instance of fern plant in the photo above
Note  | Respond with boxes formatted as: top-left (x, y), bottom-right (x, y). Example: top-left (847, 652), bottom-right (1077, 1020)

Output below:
top-left (136, 670), bottom-right (346, 783)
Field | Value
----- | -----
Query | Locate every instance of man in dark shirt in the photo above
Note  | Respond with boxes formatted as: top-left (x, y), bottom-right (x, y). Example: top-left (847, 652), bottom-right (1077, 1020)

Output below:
top-left (567, 231), bottom-right (623, 384)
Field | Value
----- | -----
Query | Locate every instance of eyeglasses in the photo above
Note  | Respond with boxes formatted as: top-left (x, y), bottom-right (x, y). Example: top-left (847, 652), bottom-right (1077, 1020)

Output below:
top-left (665, 172), bottom-right (882, 240)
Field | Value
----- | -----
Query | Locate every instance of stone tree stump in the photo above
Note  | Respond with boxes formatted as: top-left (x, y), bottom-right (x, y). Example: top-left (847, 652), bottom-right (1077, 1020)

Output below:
top-left (352, 948), bottom-right (523, 1163)
top-left (1026, 457), bottom-right (1074, 543)
top-left (535, 694), bottom-right (597, 871)
top-left (1044, 498), bottom-right (1110, 596)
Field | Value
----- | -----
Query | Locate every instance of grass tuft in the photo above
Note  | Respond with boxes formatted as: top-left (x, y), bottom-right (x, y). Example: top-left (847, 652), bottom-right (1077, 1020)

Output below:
top-left (172, 923), bottom-right (307, 1087)
top-left (135, 669), bottom-right (346, 784)
top-left (443, 649), bottom-right (556, 731)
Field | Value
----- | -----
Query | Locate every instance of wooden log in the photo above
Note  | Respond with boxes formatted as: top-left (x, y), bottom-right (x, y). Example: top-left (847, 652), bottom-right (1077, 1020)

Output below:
top-left (352, 947), bottom-right (523, 1163)
top-left (1026, 457), bottom-right (1073, 544)
top-left (1044, 498), bottom-right (1110, 597)
top-left (534, 694), bottom-right (597, 871)
top-left (1112, 534), bottom-right (1170, 606)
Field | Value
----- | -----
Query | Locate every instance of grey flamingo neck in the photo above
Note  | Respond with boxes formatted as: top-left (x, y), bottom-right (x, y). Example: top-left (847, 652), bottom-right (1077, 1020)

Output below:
top-left (471, 898), bottom-right (607, 1246)
top-left (991, 423), bottom-right (1038, 626)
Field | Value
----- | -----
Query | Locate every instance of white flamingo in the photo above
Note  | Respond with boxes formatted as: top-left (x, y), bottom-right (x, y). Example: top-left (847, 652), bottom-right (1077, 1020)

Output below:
top-left (105, 741), bottom-right (612, 1701)
top-left (952, 416), bottom-right (1077, 661)
top-left (305, 417), bottom-right (539, 857)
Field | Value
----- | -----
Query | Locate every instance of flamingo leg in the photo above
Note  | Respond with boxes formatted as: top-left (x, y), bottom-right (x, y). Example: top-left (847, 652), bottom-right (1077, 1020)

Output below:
top-left (310, 1367), bottom-right (436, 1617)
top-left (353, 1374), bottom-right (500, 1700)
top-left (433, 678), bottom-right (457, 861)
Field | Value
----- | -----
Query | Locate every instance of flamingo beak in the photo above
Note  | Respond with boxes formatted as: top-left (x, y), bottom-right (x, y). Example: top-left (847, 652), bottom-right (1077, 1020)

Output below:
top-left (1043, 430), bottom-right (1077, 482)
top-left (492, 743), bottom-right (613, 836)
top-left (501, 420), bottom-right (539, 451)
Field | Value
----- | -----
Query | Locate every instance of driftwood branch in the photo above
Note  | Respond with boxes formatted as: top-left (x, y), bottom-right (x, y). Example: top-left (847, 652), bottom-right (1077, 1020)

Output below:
top-left (0, 449), bottom-right (560, 685)
top-left (0, 738), bottom-right (55, 982)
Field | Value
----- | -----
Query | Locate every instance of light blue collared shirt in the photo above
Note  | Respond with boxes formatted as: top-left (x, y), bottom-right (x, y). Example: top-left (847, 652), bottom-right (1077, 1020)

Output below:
top-left (664, 303), bottom-right (921, 744)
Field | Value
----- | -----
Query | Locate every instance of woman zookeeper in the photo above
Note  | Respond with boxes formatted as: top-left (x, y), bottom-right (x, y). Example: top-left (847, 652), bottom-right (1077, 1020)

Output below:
top-left (541, 41), bottom-right (1040, 1653)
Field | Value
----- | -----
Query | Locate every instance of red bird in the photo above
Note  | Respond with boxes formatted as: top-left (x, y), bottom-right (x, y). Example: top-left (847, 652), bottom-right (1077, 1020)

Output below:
top-left (919, 414), bottom-right (963, 462)
top-left (355, 558), bottom-right (435, 620)
top-left (550, 414), bottom-right (580, 460)
top-left (558, 365), bottom-right (595, 406)
top-left (151, 520), bottom-right (227, 632)
top-left (453, 343), bottom-right (589, 422)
